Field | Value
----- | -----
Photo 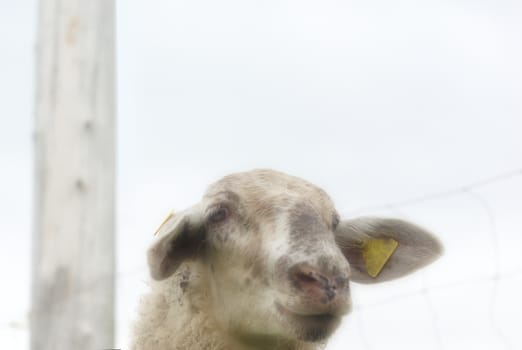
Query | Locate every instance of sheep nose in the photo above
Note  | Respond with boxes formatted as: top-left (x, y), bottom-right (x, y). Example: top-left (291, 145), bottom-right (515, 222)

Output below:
top-left (289, 263), bottom-right (349, 302)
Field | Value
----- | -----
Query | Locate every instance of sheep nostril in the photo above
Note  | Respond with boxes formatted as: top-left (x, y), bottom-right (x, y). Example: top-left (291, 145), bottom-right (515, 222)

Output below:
top-left (335, 276), bottom-right (349, 290)
top-left (289, 263), bottom-right (350, 301)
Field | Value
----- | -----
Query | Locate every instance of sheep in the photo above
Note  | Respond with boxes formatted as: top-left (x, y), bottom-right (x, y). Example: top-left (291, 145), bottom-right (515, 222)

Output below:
top-left (131, 169), bottom-right (442, 350)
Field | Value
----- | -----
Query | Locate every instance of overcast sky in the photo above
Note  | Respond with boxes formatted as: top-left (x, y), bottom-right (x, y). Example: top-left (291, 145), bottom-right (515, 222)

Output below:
top-left (1, 0), bottom-right (521, 349)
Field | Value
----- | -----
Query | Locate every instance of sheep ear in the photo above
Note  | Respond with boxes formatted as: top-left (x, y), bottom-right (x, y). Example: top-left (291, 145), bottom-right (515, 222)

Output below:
top-left (147, 206), bottom-right (205, 280)
top-left (335, 217), bottom-right (443, 284)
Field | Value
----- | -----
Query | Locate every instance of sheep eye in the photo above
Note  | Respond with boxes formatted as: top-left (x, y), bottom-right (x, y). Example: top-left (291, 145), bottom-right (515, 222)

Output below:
top-left (208, 207), bottom-right (229, 224)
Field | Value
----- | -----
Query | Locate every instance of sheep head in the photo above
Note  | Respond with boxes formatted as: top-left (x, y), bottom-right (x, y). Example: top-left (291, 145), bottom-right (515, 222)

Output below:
top-left (147, 169), bottom-right (442, 347)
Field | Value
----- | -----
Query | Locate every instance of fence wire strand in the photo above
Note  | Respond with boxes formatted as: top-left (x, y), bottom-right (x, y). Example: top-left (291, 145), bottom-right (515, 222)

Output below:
top-left (465, 189), bottom-right (513, 350)
top-left (344, 168), bottom-right (521, 349)
top-left (347, 168), bottom-right (522, 215)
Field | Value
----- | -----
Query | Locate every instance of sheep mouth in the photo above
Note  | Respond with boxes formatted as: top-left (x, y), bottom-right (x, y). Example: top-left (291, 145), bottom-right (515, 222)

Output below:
top-left (275, 302), bottom-right (341, 341)
top-left (276, 302), bottom-right (337, 322)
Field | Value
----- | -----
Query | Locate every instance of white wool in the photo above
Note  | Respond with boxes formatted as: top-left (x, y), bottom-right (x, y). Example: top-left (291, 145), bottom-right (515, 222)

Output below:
top-left (130, 170), bottom-right (442, 350)
top-left (130, 262), bottom-right (323, 350)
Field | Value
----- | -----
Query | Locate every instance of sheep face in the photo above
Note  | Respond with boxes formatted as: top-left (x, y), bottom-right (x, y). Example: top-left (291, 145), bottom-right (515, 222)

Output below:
top-left (147, 169), bottom-right (442, 347)
top-left (200, 172), bottom-right (351, 344)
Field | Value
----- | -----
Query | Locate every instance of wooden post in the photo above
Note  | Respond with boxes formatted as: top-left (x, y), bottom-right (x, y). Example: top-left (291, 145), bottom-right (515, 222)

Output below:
top-left (31, 1), bottom-right (115, 349)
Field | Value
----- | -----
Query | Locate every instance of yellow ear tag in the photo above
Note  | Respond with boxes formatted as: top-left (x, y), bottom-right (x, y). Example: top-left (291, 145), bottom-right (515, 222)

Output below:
top-left (362, 238), bottom-right (399, 278)
top-left (154, 211), bottom-right (175, 236)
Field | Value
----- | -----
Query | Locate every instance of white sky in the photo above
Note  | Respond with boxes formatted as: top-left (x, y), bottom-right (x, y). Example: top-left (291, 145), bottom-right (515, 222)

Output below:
top-left (1, 0), bottom-right (521, 349)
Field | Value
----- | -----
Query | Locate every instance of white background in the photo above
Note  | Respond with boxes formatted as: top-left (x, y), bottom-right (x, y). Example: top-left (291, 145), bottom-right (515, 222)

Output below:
top-left (1, 0), bottom-right (521, 349)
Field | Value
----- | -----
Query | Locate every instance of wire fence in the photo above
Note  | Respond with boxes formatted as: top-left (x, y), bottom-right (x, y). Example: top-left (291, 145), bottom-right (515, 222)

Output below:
top-left (347, 168), bottom-right (522, 350)
top-left (4, 168), bottom-right (522, 349)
